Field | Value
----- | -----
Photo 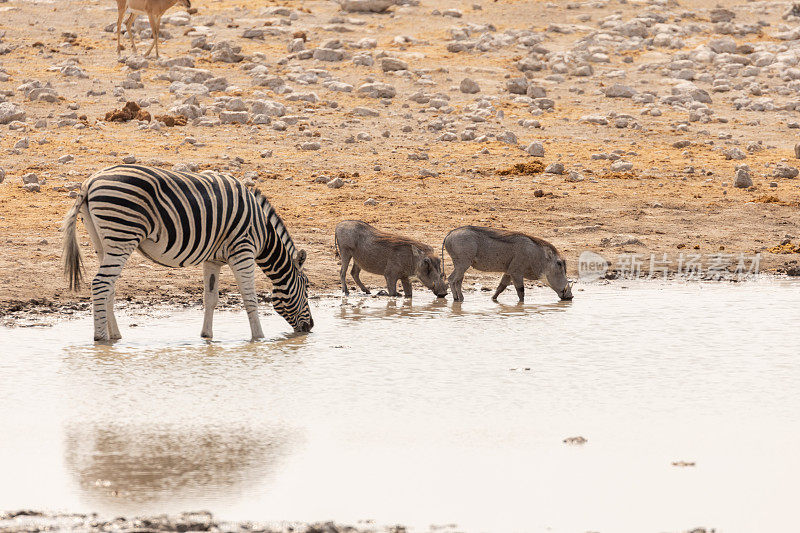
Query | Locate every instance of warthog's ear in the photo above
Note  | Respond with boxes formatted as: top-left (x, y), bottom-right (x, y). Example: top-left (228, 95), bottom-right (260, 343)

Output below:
top-left (295, 249), bottom-right (307, 269)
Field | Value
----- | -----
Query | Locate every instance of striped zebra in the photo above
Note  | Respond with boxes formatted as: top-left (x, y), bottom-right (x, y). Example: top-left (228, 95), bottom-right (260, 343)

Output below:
top-left (62, 164), bottom-right (313, 341)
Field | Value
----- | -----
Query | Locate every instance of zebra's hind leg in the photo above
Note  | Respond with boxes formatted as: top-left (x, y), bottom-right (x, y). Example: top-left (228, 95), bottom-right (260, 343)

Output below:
top-left (201, 261), bottom-right (222, 339)
top-left (91, 241), bottom-right (137, 342)
top-left (229, 251), bottom-right (265, 341)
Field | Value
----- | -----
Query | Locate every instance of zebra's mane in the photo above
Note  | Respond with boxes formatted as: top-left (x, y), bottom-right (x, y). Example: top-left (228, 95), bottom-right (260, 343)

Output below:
top-left (252, 188), bottom-right (297, 259)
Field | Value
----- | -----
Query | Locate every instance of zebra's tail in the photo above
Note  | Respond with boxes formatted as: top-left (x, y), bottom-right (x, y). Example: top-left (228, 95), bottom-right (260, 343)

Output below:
top-left (63, 191), bottom-right (86, 291)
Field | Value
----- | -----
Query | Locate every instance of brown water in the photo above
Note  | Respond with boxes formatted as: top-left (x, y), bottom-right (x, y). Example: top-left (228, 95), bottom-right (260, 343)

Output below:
top-left (1, 280), bottom-right (799, 532)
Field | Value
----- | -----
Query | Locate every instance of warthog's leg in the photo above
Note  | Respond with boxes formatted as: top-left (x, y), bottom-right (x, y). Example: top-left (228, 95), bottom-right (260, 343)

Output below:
top-left (448, 263), bottom-right (468, 302)
top-left (384, 274), bottom-right (399, 296)
top-left (201, 261), bottom-right (222, 338)
top-left (512, 274), bottom-right (525, 302)
top-left (339, 250), bottom-right (351, 295)
top-left (492, 274), bottom-right (511, 301)
top-left (400, 277), bottom-right (413, 298)
top-left (351, 263), bottom-right (370, 294)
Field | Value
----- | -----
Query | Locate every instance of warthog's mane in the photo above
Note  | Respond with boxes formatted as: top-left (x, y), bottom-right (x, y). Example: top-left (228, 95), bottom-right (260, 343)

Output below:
top-left (466, 226), bottom-right (559, 255)
top-left (373, 231), bottom-right (434, 254)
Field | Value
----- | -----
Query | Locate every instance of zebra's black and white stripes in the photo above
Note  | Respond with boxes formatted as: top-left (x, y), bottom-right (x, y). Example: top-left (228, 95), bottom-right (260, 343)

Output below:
top-left (63, 164), bottom-right (313, 341)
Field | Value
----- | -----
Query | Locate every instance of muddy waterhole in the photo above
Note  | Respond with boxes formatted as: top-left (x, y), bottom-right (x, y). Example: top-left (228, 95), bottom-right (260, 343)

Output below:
top-left (1, 280), bottom-right (799, 533)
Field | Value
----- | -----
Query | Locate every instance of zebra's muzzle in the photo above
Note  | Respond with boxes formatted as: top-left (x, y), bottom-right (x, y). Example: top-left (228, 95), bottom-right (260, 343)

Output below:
top-left (296, 318), bottom-right (314, 333)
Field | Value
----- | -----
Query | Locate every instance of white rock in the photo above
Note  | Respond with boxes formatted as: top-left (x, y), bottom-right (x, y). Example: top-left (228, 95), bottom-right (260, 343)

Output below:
top-left (0, 102), bottom-right (25, 124)
top-left (525, 141), bottom-right (544, 157)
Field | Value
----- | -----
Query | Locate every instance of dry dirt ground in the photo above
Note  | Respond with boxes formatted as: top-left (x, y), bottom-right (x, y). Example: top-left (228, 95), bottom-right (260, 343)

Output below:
top-left (1, 0), bottom-right (799, 317)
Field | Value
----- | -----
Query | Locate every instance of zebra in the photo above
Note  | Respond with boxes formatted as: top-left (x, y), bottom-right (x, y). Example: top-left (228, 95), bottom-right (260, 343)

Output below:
top-left (62, 164), bottom-right (313, 341)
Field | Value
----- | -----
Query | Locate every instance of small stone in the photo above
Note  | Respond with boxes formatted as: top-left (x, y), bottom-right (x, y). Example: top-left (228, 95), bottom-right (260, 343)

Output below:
top-left (604, 84), bottom-right (636, 98)
top-left (774, 164), bottom-right (799, 179)
top-left (122, 155), bottom-right (137, 164)
top-left (734, 168), bottom-right (753, 188)
top-left (364, 198), bottom-right (378, 205)
top-left (497, 131), bottom-right (517, 144)
top-left (795, 142), bottom-right (800, 159)
top-left (327, 177), bottom-right (344, 188)
top-left (21, 173), bottom-right (39, 184)
top-left (22, 183), bottom-right (41, 192)
top-left (301, 141), bottom-right (321, 150)
top-left (58, 154), bottom-right (74, 164)
top-left (459, 78), bottom-right (480, 94)
top-left (545, 163), bottom-right (564, 175)
top-left (610, 160), bottom-right (633, 172)
top-left (533, 189), bottom-right (544, 197)
top-left (381, 57), bottom-right (408, 72)
top-left (525, 141), bottom-right (544, 157)
top-left (565, 171), bottom-right (584, 182)
top-left (723, 147), bottom-right (746, 160)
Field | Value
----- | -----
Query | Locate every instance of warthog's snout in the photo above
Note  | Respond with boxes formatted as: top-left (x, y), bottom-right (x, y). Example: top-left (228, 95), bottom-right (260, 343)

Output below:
top-left (296, 317), bottom-right (314, 333)
top-left (434, 290), bottom-right (448, 298)
top-left (560, 283), bottom-right (574, 301)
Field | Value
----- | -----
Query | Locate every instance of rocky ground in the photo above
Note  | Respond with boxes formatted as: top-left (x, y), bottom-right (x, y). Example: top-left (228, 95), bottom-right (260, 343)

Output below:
top-left (2, 0), bottom-right (800, 317)
top-left (0, 511), bottom-right (409, 533)
top-left (0, 511), bottom-right (715, 533)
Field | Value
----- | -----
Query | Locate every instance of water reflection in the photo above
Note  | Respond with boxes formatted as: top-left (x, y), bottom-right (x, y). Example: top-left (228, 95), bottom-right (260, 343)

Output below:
top-left (336, 294), bottom-right (572, 321)
top-left (64, 422), bottom-right (295, 511)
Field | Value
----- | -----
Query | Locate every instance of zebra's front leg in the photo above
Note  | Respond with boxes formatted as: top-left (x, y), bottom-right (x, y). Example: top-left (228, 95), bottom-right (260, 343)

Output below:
top-left (107, 286), bottom-right (122, 340)
top-left (201, 262), bottom-right (222, 339)
top-left (230, 254), bottom-right (265, 341)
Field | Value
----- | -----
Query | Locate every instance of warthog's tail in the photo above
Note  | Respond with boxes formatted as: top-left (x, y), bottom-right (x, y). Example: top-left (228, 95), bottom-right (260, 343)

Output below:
top-left (63, 191), bottom-right (86, 291)
top-left (441, 240), bottom-right (446, 277)
top-left (334, 232), bottom-right (340, 261)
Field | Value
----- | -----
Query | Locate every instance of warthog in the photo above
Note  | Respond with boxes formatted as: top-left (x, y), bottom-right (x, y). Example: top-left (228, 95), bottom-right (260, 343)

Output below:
top-left (335, 220), bottom-right (448, 298)
top-left (443, 226), bottom-right (573, 302)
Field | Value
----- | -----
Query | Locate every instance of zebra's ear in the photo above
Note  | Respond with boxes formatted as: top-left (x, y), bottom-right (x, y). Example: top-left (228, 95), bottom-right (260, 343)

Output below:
top-left (295, 249), bottom-right (307, 269)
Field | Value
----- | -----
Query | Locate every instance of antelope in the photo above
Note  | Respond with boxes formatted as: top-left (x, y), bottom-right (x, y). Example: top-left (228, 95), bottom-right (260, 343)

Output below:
top-left (115, 0), bottom-right (191, 59)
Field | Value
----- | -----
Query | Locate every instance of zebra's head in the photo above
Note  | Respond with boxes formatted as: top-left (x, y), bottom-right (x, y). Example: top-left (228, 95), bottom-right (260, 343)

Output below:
top-left (270, 248), bottom-right (314, 333)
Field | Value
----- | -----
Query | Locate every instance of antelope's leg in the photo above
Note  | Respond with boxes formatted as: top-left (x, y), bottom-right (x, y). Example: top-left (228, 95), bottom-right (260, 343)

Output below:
top-left (492, 274), bottom-right (511, 301)
top-left (229, 250), bottom-right (264, 340)
top-left (124, 13), bottom-right (137, 54)
top-left (144, 12), bottom-right (158, 57)
top-left (116, 9), bottom-right (126, 53)
top-left (351, 263), bottom-right (370, 294)
top-left (400, 277), bottom-right (413, 298)
top-left (339, 251), bottom-right (351, 295)
top-left (201, 262), bottom-right (222, 339)
top-left (154, 14), bottom-right (163, 58)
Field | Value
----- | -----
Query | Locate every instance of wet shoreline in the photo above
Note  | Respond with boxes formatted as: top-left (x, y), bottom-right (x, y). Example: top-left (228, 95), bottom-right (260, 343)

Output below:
top-left (0, 510), bottom-right (409, 533)
top-left (2, 274), bottom-right (797, 327)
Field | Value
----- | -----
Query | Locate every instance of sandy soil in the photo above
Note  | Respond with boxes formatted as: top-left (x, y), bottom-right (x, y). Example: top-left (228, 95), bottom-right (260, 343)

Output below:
top-left (1, 0), bottom-right (799, 317)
